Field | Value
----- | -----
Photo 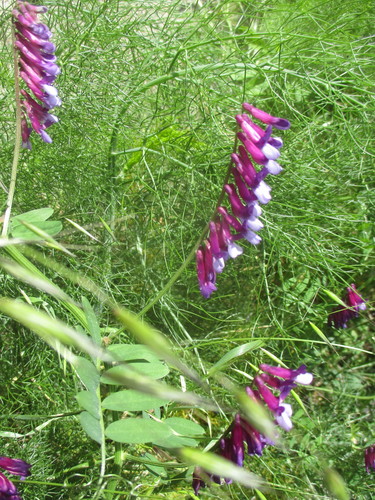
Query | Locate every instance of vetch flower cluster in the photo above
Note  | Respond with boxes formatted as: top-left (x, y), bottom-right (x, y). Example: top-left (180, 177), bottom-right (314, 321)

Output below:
top-left (13, 1), bottom-right (60, 149)
top-left (0, 456), bottom-right (31, 500)
top-left (192, 363), bottom-right (313, 495)
top-left (196, 104), bottom-right (290, 298)
top-left (364, 445), bottom-right (375, 473)
top-left (328, 284), bottom-right (367, 329)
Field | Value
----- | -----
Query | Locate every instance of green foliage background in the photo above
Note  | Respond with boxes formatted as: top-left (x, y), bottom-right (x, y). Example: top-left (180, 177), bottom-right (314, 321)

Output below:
top-left (0, 0), bottom-right (373, 498)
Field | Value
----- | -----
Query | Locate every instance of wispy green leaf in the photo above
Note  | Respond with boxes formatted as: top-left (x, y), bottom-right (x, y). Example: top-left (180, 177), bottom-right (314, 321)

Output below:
top-left (0, 299), bottom-right (111, 362)
top-left (208, 340), bottom-right (264, 375)
top-left (324, 468), bottom-right (350, 500)
top-left (179, 448), bottom-right (263, 489)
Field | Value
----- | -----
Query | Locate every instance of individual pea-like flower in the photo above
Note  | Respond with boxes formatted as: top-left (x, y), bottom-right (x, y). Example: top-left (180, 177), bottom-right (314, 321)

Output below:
top-left (328, 283), bottom-right (367, 328)
top-left (0, 456), bottom-right (31, 500)
top-left (192, 362), bottom-right (312, 495)
top-left (196, 103), bottom-right (290, 298)
top-left (13, 1), bottom-right (60, 148)
top-left (365, 445), bottom-right (375, 473)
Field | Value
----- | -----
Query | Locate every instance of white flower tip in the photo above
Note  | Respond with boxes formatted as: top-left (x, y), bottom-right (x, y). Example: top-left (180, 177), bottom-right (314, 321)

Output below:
top-left (251, 203), bottom-right (262, 218)
top-left (254, 181), bottom-right (272, 204)
top-left (243, 231), bottom-right (262, 245)
top-left (213, 257), bottom-right (225, 273)
top-left (295, 373), bottom-right (313, 385)
top-left (261, 143), bottom-right (280, 161)
top-left (228, 242), bottom-right (243, 258)
top-left (42, 84), bottom-right (58, 96)
top-left (276, 403), bottom-right (293, 431)
top-left (281, 403), bottom-right (293, 417)
top-left (246, 218), bottom-right (264, 232)
top-left (266, 160), bottom-right (283, 175)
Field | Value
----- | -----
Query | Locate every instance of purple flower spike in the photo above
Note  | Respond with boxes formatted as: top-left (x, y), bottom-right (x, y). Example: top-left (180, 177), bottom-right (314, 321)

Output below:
top-left (13, 1), bottom-right (60, 147)
top-left (238, 132), bottom-right (268, 165)
top-left (365, 445), bottom-right (375, 473)
top-left (224, 184), bottom-right (250, 219)
top-left (237, 115), bottom-right (281, 161)
top-left (243, 103), bottom-right (291, 130)
top-left (254, 375), bottom-right (279, 411)
top-left (21, 115), bottom-right (32, 149)
top-left (196, 102), bottom-right (290, 297)
top-left (328, 283), bottom-right (367, 328)
top-left (191, 362), bottom-right (311, 495)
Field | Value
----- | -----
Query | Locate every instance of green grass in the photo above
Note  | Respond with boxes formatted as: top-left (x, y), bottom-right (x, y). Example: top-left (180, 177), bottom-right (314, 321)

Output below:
top-left (0, 0), bottom-right (374, 498)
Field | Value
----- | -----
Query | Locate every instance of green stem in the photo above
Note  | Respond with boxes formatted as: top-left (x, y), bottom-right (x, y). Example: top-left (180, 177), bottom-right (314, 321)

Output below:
top-left (106, 65), bottom-right (245, 332)
top-left (2, 21), bottom-right (22, 237)
top-left (110, 134), bottom-right (239, 340)
top-left (137, 134), bottom-right (238, 318)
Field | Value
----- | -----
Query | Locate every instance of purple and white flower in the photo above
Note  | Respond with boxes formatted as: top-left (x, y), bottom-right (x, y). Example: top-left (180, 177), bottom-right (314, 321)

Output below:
top-left (191, 362), bottom-right (312, 495)
top-left (13, 1), bottom-right (60, 147)
top-left (328, 283), bottom-right (367, 328)
top-left (196, 103), bottom-right (290, 297)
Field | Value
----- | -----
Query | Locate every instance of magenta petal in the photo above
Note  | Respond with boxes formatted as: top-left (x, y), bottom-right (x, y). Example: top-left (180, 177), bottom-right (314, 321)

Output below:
top-left (242, 103), bottom-right (291, 130)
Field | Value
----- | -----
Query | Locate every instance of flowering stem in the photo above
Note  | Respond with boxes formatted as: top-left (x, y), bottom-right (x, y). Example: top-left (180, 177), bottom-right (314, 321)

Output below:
top-left (137, 135), bottom-right (238, 318)
top-left (2, 22), bottom-right (22, 238)
top-left (108, 135), bottom-right (238, 341)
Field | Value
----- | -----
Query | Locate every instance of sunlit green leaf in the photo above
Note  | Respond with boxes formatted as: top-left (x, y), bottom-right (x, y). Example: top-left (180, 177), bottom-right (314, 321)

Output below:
top-left (108, 343), bottom-right (161, 363)
top-left (102, 390), bottom-right (169, 411)
top-left (11, 208), bottom-right (54, 224)
top-left (76, 391), bottom-right (100, 418)
top-left (105, 418), bottom-right (172, 444)
top-left (11, 220), bottom-right (63, 240)
top-left (79, 411), bottom-right (102, 444)
top-left (322, 288), bottom-right (347, 308)
top-left (164, 417), bottom-right (205, 436)
top-left (101, 360), bottom-right (169, 385)
top-left (310, 322), bottom-right (332, 345)
top-left (113, 307), bottom-right (205, 388)
top-left (73, 357), bottom-right (100, 392)
top-left (0, 299), bottom-right (111, 362)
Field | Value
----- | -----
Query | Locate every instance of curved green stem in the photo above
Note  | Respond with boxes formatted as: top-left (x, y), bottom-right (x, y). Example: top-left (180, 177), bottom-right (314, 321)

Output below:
top-left (2, 21), bottom-right (22, 237)
top-left (107, 64), bottom-right (243, 331)
top-left (137, 134), bottom-right (239, 318)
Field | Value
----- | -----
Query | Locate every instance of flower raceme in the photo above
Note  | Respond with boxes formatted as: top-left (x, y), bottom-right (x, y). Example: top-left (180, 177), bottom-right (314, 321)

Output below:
top-left (328, 283), bottom-right (367, 329)
top-left (192, 363), bottom-right (313, 495)
top-left (0, 456), bottom-right (31, 500)
top-left (13, 1), bottom-right (60, 148)
top-left (196, 103), bottom-right (290, 298)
